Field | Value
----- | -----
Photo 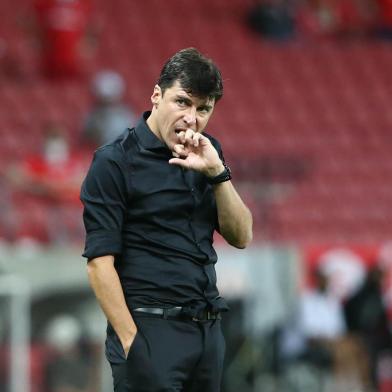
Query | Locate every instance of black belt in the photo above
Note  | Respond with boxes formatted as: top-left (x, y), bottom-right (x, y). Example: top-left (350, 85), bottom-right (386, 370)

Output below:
top-left (133, 307), bottom-right (221, 322)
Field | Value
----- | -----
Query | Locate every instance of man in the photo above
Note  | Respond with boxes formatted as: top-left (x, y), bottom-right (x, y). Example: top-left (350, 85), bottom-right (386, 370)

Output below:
top-left (82, 70), bottom-right (136, 146)
top-left (81, 48), bottom-right (253, 392)
top-left (33, 0), bottom-right (91, 79)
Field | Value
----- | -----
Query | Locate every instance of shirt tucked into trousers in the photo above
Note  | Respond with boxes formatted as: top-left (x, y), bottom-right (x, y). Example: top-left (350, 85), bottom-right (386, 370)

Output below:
top-left (81, 112), bottom-right (228, 391)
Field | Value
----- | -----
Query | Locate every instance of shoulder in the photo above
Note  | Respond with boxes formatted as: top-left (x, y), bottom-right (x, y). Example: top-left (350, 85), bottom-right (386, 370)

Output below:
top-left (93, 144), bottom-right (123, 166)
top-left (94, 128), bottom-right (136, 162)
top-left (83, 133), bottom-right (134, 189)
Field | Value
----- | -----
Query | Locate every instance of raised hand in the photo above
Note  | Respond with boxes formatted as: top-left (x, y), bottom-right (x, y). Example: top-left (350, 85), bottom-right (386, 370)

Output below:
top-left (168, 128), bottom-right (224, 177)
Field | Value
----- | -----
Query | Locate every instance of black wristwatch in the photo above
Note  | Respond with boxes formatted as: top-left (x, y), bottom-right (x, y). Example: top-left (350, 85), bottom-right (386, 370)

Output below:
top-left (206, 163), bottom-right (232, 185)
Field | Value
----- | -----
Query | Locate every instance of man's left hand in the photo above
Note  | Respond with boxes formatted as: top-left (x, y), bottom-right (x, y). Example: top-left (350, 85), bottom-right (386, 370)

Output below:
top-left (168, 128), bottom-right (224, 177)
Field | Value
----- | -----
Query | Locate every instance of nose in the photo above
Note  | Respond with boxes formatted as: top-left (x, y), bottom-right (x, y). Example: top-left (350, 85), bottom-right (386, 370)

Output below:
top-left (183, 107), bottom-right (196, 126)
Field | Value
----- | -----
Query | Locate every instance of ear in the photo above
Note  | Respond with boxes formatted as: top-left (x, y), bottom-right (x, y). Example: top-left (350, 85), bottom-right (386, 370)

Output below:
top-left (151, 85), bottom-right (162, 107)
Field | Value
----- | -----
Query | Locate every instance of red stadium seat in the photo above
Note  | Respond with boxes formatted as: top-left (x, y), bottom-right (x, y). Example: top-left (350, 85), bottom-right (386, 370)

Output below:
top-left (1, 0), bottom-right (392, 244)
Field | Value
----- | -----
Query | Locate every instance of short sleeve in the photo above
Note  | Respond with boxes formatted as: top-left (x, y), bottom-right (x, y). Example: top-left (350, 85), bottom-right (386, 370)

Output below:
top-left (80, 146), bottom-right (128, 260)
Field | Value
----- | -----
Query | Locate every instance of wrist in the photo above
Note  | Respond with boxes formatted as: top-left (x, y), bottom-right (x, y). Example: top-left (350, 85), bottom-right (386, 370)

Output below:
top-left (206, 163), bottom-right (232, 185)
top-left (119, 328), bottom-right (137, 347)
top-left (205, 163), bottom-right (225, 178)
top-left (118, 325), bottom-right (137, 344)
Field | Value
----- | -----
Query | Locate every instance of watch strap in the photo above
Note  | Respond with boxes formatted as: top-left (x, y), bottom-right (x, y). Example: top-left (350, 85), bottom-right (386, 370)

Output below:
top-left (206, 163), bottom-right (232, 185)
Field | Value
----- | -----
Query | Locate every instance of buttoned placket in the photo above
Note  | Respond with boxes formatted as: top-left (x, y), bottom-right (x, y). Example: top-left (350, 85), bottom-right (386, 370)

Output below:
top-left (181, 168), bottom-right (217, 305)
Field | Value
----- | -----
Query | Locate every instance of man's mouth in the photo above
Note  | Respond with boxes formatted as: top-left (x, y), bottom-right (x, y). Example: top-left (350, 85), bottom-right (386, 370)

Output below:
top-left (174, 128), bottom-right (186, 134)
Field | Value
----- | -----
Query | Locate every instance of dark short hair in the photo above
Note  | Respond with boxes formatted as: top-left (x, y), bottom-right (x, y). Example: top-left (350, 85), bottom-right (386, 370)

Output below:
top-left (157, 48), bottom-right (223, 102)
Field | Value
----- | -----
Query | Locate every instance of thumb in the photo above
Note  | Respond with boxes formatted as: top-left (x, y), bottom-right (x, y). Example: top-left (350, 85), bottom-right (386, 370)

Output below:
top-left (169, 158), bottom-right (189, 168)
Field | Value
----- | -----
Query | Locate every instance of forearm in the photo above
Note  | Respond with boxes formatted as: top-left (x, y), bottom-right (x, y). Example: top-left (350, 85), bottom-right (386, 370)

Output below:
top-left (214, 180), bottom-right (253, 248)
top-left (87, 255), bottom-right (137, 350)
top-left (167, 131), bottom-right (253, 247)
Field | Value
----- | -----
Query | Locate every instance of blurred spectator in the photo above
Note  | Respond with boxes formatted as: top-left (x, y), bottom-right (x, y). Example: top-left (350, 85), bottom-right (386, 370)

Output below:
top-left (43, 314), bottom-right (90, 392)
top-left (7, 123), bottom-right (87, 204)
top-left (298, 269), bottom-right (346, 370)
top-left (345, 265), bottom-right (392, 390)
top-left (279, 268), bottom-right (349, 390)
top-left (296, 0), bottom-right (376, 38)
top-left (247, 0), bottom-right (295, 40)
top-left (82, 70), bottom-right (136, 147)
top-left (296, 0), bottom-right (338, 37)
top-left (5, 123), bottom-right (89, 243)
top-left (33, 0), bottom-right (94, 79)
top-left (246, 0), bottom-right (392, 41)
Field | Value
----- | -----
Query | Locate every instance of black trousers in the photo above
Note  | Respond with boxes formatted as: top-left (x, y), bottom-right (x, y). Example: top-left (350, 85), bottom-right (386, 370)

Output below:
top-left (106, 314), bottom-right (226, 392)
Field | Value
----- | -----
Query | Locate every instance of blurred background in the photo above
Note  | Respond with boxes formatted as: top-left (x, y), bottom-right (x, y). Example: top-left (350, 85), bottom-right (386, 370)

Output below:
top-left (1, 0), bottom-right (392, 391)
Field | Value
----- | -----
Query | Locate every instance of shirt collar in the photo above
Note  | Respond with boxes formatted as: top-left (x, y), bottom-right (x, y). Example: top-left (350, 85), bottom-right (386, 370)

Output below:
top-left (134, 111), bottom-right (169, 152)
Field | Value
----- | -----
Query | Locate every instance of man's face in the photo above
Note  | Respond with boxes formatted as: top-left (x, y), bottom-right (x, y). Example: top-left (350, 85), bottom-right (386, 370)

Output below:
top-left (147, 80), bottom-right (215, 151)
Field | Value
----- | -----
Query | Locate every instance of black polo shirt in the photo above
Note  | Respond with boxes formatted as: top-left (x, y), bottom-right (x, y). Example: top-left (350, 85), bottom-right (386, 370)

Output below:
top-left (81, 112), bottom-right (228, 315)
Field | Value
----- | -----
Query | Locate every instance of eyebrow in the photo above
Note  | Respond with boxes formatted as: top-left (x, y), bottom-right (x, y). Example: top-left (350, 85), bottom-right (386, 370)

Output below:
top-left (176, 94), bottom-right (213, 110)
top-left (176, 95), bottom-right (193, 105)
top-left (199, 103), bottom-right (213, 111)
